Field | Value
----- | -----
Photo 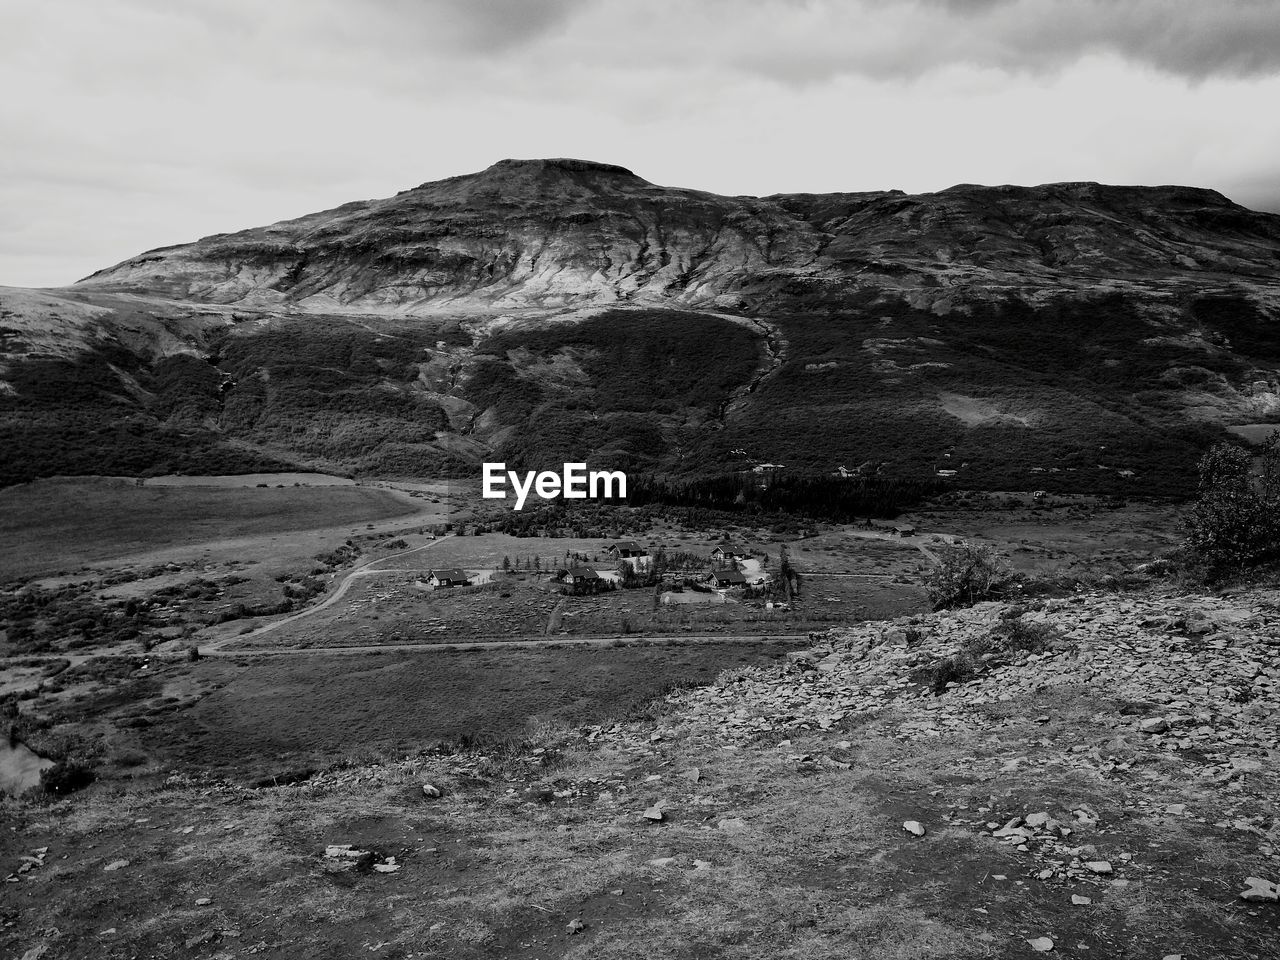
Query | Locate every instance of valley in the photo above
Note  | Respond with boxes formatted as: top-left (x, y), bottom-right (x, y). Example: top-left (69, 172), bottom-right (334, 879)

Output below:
top-left (1, 160), bottom-right (1278, 959)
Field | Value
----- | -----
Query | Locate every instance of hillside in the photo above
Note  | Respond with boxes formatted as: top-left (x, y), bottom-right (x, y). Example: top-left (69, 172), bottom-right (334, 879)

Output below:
top-left (6, 589), bottom-right (1278, 958)
top-left (2, 159), bottom-right (1279, 491)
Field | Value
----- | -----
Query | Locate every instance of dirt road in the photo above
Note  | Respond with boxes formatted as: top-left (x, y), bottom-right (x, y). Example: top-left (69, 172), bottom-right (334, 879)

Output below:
top-left (201, 632), bottom-right (810, 657)
top-left (199, 534), bottom-right (457, 654)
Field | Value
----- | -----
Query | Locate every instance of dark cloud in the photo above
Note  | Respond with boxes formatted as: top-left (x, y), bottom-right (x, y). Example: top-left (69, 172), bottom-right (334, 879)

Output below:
top-left (300, 0), bottom-right (591, 56)
top-left (716, 0), bottom-right (1280, 84)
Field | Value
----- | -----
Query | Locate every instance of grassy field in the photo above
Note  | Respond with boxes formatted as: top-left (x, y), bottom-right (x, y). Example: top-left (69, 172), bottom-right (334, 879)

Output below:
top-left (231, 572), bottom-right (926, 649)
top-left (902, 495), bottom-right (1184, 578)
top-left (6, 588), bottom-right (1277, 959)
top-left (0, 477), bottom-right (422, 581)
top-left (132, 643), bottom-right (800, 779)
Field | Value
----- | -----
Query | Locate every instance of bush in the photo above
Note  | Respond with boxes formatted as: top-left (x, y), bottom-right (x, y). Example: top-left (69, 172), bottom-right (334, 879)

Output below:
top-left (41, 758), bottom-right (96, 795)
top-left (925, 543), bottom-right (1013, 610)
top-left (1184, 437), bottom-right (1280, 575)
top-left (913, 653), bottom-right (979, 695)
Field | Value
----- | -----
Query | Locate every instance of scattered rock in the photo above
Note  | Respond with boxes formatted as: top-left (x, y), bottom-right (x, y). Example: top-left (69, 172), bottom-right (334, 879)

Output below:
top-left (642, 802), bottom-right (666, 822)
top-left (102, 859), bottom-right (129, 872)
top-left (195, 897), bottom-right (212, 906)
top-left (567, 918), bottom-right (586, 934)
top-left (1071, 894), bottom-right (1092, 905)
top-left (902, 820), bottom-right (926, 837)
top-left (324, 844), bottom-right (367, 860)
top-left (1085, 861), bottom-right (1113, 875)
top-left (1027, 936), bottom-right (1054, 952)
top-left (1240, 876), bottom-right (1279, 902)
top-left (1139, 717), bottom-right (1170, 734)
top-left (421, 783), bottom-right (442, 798)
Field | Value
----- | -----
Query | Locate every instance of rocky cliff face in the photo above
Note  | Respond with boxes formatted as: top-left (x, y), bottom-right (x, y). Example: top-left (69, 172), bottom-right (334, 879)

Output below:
top-left (76, 159), bottom-right (1280, 312)
top-left (3, 159), bottom-right (1280, 488)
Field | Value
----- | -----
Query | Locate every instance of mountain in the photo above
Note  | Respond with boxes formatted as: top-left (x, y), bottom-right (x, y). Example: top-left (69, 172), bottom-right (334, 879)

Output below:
top-left (2, 158), bottom-right (1279, 494)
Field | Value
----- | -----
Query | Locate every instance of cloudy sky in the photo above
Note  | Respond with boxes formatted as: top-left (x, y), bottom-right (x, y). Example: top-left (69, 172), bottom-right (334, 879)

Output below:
top-left (4, 0), bottom-right (1280, 287)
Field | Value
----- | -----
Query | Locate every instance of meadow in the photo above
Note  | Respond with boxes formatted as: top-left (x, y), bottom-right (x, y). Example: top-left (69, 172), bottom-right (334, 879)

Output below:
top-left (134, 642), bottom-right (800, 779)
top-left (0, 477), bottom-right (419, 581)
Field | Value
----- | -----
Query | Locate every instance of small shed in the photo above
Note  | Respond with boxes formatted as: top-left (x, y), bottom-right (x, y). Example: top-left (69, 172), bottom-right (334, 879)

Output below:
top-left (892, 524), bottom-right (916, 538)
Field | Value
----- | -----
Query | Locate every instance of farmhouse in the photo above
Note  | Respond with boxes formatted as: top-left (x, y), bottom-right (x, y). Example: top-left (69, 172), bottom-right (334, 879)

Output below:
top-left (607, 540), bottom-right (647, 559)
top-left (710, 542), bottom-right (746, 563)
top-left (427, 568), bottom-right (471, 588)
top-left (555, 565), bottom-right (601, 587)
top-left (711, 568), bottom-right (747, 589)
top-left (892, 524), bottom-right (916, 538)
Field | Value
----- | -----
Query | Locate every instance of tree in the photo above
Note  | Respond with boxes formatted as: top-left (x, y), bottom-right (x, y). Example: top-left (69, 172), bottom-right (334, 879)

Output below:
top-left (926, 542), bottom-right (1011, 610)
top-left (1185, 437), bottom-right (1280, 573)
top-left (773, 545), bottom-right (793, 604)
top-left (502, 555), bottom-right (511, 572)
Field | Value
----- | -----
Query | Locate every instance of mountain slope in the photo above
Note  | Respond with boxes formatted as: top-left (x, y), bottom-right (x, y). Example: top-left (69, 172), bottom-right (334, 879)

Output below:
top-left (3, 159), bottom-right (1280, 492)
top-left (76, 160), bottom-right (1280, 311)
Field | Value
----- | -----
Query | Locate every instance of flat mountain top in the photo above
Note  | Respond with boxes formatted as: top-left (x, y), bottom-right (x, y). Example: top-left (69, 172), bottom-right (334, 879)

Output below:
top-left (73, 160), bottom-right (1280, 312)
top-left (3, 159), bottom-right (1279, 491)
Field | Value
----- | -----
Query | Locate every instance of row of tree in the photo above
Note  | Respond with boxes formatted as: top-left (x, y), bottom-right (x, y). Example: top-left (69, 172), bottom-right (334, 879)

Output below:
top-left (623, 472), bottom-right (942, 520)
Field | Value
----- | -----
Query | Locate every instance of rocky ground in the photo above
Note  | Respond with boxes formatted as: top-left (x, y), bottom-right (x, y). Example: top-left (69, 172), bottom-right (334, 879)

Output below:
top-left (4, 588), bottom-right (1279, 959)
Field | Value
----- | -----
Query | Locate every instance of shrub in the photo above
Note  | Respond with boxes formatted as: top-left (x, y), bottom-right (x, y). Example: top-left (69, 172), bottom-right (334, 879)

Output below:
top-left (925, 543), bottom-right (1013, 610)
top-left (41, 758), bottom-right (96, 795)
top-left (1184, 437), bottom-right (1280, 575)
top-left (912, 653), bottom-right (979, 695)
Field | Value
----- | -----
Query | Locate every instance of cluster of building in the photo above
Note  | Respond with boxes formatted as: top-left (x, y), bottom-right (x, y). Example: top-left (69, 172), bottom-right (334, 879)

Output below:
top-left (425, 539), bottom-right (769, 596)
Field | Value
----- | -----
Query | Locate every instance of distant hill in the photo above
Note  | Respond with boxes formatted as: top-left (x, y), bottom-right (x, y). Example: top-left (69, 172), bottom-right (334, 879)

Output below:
top-left (2, 158), bottom-right (1279, 493)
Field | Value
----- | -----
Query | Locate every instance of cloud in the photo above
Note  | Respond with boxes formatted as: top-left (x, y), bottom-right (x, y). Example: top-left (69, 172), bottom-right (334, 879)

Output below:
top-left (667, 0), bottom-right (1280, 85)
top-left (1, 0), bottom-right (1278, 287)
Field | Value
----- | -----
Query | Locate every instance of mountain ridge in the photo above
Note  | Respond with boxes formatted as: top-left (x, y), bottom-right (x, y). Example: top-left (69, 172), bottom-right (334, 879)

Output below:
top-left (2, 159), bottom-right (1279, 491)
top-left (74, 161), bottom-right (1280, 313)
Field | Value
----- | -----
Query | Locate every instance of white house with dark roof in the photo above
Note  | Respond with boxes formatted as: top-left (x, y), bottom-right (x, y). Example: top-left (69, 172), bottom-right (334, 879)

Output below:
top-left (427, 568), bottom-right (471, 588)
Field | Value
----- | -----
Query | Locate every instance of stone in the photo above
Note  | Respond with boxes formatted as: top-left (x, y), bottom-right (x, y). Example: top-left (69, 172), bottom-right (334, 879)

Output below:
top-left (1240, 877), bottom-right (1279, 902)
top-left (1071, 895), bottom-right (1092, 905)
top-left (567, 918), bottom-right (586, 934)
top-left (1027, 936), bottom-right (1055, 952)
top-left (903, 820), bottom-right (926, 837)
top-left (1085, 861), bottom-right (1113, 875)
top-left (195, 898), bottom-right (212, 906)
top-left (324, 844), bottom-right (368, 860)
top-left (422, 783), bottom-right (442, 798)
top-left (1139, 717), bottom-right (1170, 734)
top-left (102, 859), bottom-right (129, 872)
top-left (718, 818), bottom-right (748, 835)
top-left (647, 857), bottom-right (676, 867)
top-left (642, 803), bottom-right (666, 822)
